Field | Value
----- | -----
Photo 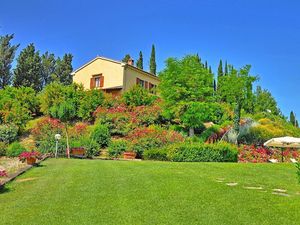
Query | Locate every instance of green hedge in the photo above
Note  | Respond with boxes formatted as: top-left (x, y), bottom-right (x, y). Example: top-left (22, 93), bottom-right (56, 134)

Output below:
top-left (167, 142), bottom-right (238, 162)
top-left (143, 148), bottom-right (168, 161)
top-left (143, 142), bottom-right (238, 162)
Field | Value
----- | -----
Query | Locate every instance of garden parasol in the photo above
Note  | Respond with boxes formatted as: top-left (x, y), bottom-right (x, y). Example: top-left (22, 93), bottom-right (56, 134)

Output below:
top-left (264, 136), bottom-right (300, 162)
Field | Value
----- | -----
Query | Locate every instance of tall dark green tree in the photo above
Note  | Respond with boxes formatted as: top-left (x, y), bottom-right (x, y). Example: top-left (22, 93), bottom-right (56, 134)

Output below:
top-left (290, 111), bottom-right (296, 126)
top-left (213, 79), bottom-right (217, 93)
top-left (54, 54), bottom-right (73, 85)
top-left (41, 51), bottom-right (56, 87)
top-left (122, 54), bottom-right (131, 63)
top-left (136, 51), bottom-right (143, 69)
top-left (150, 44), bottom-right (156, 75)
top-left (224, 61), bottom-right (228, 75)
top-left (209, 66), bottom-right (212, 74)
top-left (0, 34), bottom-right (19, 89)
top-left (218, 59), bottom-right (223, 78)
top-left (204, 61), bottom-right (208, 69)
top-left (13, 43), bottom-right (42, 91)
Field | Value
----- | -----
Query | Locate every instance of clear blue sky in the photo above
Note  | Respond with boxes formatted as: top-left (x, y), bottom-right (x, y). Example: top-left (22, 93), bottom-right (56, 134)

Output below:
top-left (1, 0), bottom-right (299, 118)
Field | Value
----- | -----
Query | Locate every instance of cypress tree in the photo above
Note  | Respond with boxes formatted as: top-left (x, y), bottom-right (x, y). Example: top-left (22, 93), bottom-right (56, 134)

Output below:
top-left (122, 54), bottom-right (131, 63)
top-left (218, 60), bottom-right (223, 77)
top-left (13, 43), bottom-right (42, 91)
top-left (224, 61), bottom-right (228, 75)
top-left (209, 66), bottom-right (212, 74)
top-left (290, 111), bottom-right (296, 126)
top-left (150, 44), bottom-right (156, 75)
top-left (296, 120), bottom-right (299, 128)
top-left (213, 79), bottom-right (217, 92)
top-left (205, 61), bottom-right (208, 70)
top-left (136, 51), bottom-right (143, 69)
top-left (0, 34), bottom-right (19, 89)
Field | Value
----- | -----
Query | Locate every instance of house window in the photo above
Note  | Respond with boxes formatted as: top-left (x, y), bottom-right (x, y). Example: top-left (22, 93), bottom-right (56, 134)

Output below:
top-left (139, 79), bottom-right (145, 87)
top-left (95, 77), bottom-right (100, 87)
top-left (90, 74), bottom-right (104, 89)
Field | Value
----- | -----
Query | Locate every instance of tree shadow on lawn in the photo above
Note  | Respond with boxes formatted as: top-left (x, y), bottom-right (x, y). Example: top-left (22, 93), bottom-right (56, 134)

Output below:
top-left (0, 185), bottom-right (10, 194)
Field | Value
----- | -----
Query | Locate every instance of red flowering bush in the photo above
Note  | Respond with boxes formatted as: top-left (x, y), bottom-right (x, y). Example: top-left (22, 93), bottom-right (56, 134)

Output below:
top-left (238, 145), bottom-right (271, 163)
top-left (0, 169), bottom-right (7, 177)
top-left (126, 126), bottom-right (185, 158)
top-left (238, 145), bottom-right (300, 163)
top-left (94, 102), bottom-right (163, 136)
top-left (70, 122), bottom-right (89, 138)
top-left (19, 151), bottom-right (41, 162)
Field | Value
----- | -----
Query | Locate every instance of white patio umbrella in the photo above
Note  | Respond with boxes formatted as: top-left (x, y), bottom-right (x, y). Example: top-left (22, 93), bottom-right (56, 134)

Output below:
top-left (264, 136), bottom-right (300, 162)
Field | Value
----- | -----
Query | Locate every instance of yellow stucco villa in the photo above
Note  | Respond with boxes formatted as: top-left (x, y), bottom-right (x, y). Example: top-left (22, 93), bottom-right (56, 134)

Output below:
top-left (71, 56), bottom-right (160, 95)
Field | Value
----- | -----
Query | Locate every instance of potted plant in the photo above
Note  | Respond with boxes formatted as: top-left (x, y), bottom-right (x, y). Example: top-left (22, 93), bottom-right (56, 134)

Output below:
top-left (70, 140), bottom-right (85, 157)
top-left (19, 151), bottom-right (41, 165)
top-left (123, 150), bottom-right (136, 159)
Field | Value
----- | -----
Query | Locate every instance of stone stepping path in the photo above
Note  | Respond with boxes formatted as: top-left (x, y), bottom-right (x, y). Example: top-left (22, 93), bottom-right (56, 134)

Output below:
top-left (226, 182), bottom-right (238, 186)
top-left (243, 186), bottom-right (264, 190)
top-left (272, 188), bottom-right (287, 193)
top-left (272, 192), bottom-right (290, 197)
top-left (214, 178), bottom-right (298, 197)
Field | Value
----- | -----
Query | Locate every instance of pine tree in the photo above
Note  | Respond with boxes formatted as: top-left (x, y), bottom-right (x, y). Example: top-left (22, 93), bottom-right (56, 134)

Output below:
top-left (13, 43), bottom-right (42, 91)
top-left (136, 51), bottom-right (143, 69)
top-left (218, 60), bottom-right (223, 77)
top-left (224, 61), bottom-right (228, 75)
top-left (290, 111), bottom-right (296, 126)
top-left (122, 54), bottom-right (131, 63)
top-left (0, 34), bottom-right (19, 89)
top-left (54, 54), bottom-right (73, 85)
top-left (150, 44), bottom-right (156, 75)
top-left (41, 51), bottom-right (56, 87)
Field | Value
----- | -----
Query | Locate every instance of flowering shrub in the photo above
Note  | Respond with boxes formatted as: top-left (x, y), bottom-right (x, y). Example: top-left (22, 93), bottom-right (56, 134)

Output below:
top-left (126, 126), bottom-right (185, 158)
top-left (238, 145), bottom-right (300, 163)
top-left (70, 122), bottom-right (89, 138)
top-left (0, 169), bottom-right (7, 177)
top-left (19, 151), bottom-right (41, 162)
top-left (94, 102), bottom-right (163, 136)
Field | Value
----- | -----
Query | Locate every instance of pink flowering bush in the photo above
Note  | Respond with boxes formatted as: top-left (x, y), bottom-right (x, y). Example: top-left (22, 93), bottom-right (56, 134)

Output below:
top-left (126, 126), bottom-right (185, 158)
top-left (19, 151), bottom-right (41, 162)
top-left (94, 101), bottom-right (163, 136)
top-left (0, 169), bottom-right (7, 177)
top-left (238, 145), bottom-right (300, 163)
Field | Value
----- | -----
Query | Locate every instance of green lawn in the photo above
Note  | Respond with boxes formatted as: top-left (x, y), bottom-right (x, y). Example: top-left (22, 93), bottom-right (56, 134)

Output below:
top-left (0, 159), bottom-right (299, 225)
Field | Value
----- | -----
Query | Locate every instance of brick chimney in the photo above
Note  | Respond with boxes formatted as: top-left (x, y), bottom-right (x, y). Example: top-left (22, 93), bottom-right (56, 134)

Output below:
top-left (127, 58), bottom-right (134, 65)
